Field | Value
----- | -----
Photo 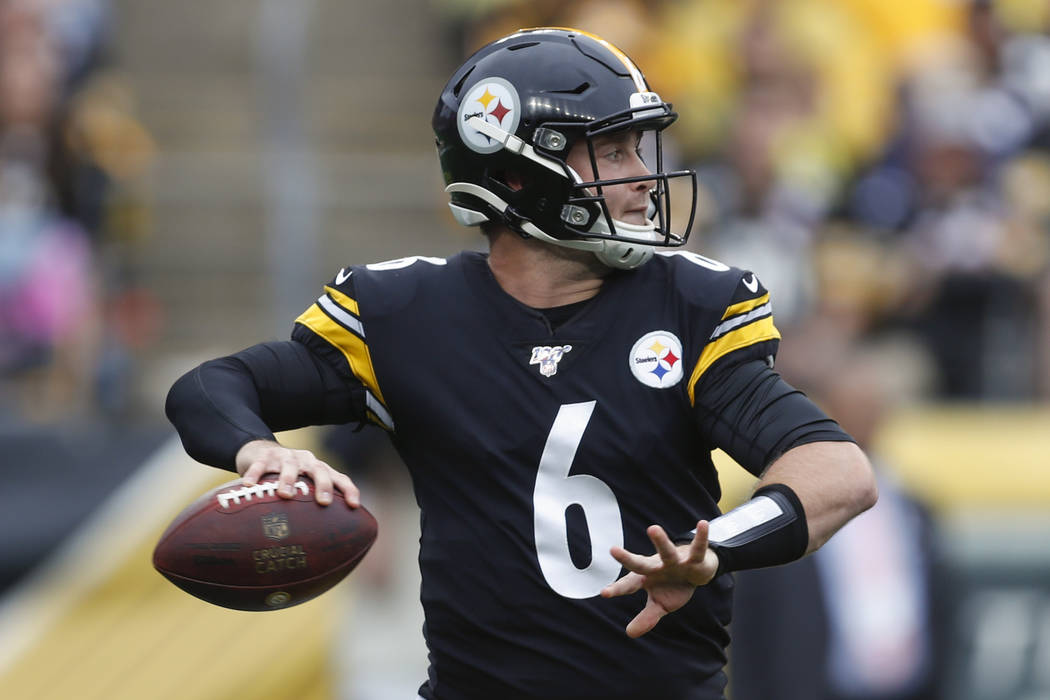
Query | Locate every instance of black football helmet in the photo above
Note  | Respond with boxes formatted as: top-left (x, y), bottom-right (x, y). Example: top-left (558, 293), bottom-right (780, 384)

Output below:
top-left (433, 27), bottom-right (697, 269)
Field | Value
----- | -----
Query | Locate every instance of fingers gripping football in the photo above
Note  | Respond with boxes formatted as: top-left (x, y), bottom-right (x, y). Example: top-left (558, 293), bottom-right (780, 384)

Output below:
top-left (235, 439), bottom-right (360, 507)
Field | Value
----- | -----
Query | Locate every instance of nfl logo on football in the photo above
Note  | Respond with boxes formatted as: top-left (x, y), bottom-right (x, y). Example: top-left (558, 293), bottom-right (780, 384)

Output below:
top-left (261, 513), bottom-right (290, 541)
top-left (530, 345), bottom-right (572, 377)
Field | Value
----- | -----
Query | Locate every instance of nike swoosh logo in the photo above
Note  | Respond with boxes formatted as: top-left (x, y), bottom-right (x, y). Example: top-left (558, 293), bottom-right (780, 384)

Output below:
top-left (335, 268), bottom-right (352, 285)
top-left (742, 273), bottom-right (759, 293)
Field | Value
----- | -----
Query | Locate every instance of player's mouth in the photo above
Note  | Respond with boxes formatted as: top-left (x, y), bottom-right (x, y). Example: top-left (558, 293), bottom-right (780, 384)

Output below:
top-left (620, 206), bottom-right (650, 225)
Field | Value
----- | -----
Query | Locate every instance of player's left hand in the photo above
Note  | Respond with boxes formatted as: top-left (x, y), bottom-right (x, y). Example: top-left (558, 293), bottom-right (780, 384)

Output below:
top-left (600, 521), bottom-right (719, 638)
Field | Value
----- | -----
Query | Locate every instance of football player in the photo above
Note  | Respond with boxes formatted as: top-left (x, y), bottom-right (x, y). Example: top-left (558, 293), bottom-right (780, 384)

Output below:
top-left (166, 28), bottom-right (877, 700)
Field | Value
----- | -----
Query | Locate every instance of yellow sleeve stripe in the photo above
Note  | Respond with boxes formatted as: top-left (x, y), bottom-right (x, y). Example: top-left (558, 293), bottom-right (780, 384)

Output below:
top-left (294, 303), bottom-right (388, 407)
top-left (323, 286), bottom-right (359, 315)
top-left (687, 316), bottom-right (781, 405)
top-left (721, 292), bottom-right (770, 321)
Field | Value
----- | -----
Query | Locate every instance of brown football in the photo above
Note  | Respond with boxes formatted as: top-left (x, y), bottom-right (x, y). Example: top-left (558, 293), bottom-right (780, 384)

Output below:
top-left (152, 475), bottom-right (377, 611)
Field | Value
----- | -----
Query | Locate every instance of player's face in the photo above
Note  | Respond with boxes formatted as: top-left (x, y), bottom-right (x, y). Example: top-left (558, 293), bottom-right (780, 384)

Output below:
top-left (566, 130), bottom-right (655, 227)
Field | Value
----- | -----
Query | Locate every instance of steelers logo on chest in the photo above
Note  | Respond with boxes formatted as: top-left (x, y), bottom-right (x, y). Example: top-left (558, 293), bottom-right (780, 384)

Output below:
top-left (629, 331), bottom-right (684, 388)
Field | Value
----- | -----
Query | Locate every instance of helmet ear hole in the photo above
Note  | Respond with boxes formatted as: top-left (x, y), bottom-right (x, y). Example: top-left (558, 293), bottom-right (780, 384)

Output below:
top-left (504, 171), bottom-right (525, 192)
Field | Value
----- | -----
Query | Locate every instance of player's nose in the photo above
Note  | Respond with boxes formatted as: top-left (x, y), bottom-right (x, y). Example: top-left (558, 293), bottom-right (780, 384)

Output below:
top-left (628, 154), bottom-right (654, 189)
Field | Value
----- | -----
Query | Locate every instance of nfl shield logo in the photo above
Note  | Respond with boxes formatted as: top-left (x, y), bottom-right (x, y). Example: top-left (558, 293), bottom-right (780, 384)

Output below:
top-left (261, 513), bottom-right (290, 540)
top-left (529, 344), bottom-right (572, 377)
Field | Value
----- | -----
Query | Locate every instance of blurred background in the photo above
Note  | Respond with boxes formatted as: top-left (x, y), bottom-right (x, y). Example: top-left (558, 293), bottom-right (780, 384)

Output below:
top-left (1, 0), bottom-right (1049, 698)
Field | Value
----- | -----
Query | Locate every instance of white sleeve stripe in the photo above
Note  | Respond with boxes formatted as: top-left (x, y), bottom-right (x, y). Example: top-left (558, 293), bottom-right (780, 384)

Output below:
top-left (317, 294), bottom-right (365, 338)
top-left (709, 302), bottom-right (772, 341)
top-left (366, 391), bottom-right (394, 431)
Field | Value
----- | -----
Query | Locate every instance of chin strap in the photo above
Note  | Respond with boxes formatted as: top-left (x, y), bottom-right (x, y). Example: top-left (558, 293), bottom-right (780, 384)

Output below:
top-left (445, 182), bottom-right (654, 270)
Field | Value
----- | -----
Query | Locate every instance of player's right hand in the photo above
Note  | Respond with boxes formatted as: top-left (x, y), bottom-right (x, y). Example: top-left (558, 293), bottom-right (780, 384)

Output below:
top-left (601, 521), bottom-right (718, 638)
top-left (235, 439), bottom-right (360, 508)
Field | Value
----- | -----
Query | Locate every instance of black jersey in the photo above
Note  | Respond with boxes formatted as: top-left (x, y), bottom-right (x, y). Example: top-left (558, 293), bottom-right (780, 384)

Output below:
top-left (291, 251), bottom-right (780, 700)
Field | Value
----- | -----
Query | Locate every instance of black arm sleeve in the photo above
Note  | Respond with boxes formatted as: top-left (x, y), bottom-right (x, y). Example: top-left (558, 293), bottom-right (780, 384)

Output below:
top-left (694, 358), bottom-right (854, 476)
top-left (165, 340), bottom-right (366, 471)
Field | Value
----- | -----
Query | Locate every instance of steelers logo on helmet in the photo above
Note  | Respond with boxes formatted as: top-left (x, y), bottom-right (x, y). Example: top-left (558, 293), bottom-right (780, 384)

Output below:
top-left (457, 77), bottom-right (521, 154)
top-left (629, 331), bottom-right (684, 389)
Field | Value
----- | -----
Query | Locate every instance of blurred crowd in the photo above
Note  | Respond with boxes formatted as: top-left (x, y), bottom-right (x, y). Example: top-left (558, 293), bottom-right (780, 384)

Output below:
top-left (0, 0), bottom-right (157, 422)
top-left (445, 0), bottom-right (1050, 403)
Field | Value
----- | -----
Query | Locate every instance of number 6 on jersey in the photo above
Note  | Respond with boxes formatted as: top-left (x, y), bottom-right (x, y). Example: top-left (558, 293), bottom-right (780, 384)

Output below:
top-left (533, 401), bottom-right (624, 599)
